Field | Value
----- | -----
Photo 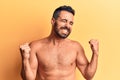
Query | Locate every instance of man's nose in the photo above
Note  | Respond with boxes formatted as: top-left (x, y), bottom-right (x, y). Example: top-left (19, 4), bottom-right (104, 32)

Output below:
top-left (65, 22), bottom-right (71, 28)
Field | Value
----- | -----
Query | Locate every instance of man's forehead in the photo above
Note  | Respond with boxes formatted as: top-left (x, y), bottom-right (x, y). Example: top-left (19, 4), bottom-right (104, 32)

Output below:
top-left (59, 11), bottom-right (73, 16)
top-left (58, 11), bottom-right (74, 20)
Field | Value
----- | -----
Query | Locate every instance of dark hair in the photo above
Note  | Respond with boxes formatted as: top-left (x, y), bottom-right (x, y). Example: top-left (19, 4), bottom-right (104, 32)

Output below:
top-left (52, 5), bottom-right (75, 19)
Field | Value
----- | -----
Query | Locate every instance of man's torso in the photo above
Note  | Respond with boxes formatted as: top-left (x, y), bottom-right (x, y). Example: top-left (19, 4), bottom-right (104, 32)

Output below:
top-left (32, 38), bottom-right (79, 80)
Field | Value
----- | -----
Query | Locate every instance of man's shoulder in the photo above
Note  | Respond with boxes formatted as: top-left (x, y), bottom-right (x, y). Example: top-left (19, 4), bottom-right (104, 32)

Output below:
top-left (68, 39), bottom-right (83, 49)
top-left (69, 39), bottom-right (80, 45)
top-left (29, 38), bottom-right (47, 49)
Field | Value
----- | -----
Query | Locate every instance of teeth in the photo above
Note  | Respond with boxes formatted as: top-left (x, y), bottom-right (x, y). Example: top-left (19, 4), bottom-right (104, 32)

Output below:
top-left (62, 29), bottom-right (67, 33)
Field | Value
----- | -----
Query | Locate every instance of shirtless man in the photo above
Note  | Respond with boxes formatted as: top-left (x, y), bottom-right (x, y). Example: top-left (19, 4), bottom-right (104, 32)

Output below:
top-left (20, 5), bottom-right (99, 80)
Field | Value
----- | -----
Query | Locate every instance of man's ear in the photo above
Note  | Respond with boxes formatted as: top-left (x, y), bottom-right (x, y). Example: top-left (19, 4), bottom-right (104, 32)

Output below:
top-left (51, 18), bottom-right (55, 25)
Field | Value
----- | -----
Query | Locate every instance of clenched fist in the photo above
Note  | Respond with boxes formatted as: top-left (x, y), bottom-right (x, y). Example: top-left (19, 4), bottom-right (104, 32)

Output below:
top-left (20, 43), bottom-right (31, 59)
top-left (89, 39), bottom-right (99, 55)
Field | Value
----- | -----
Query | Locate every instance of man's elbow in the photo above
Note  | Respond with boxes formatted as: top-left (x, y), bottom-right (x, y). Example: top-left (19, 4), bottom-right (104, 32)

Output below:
top-left (84, 70), bottom-right (96, 80)
top-left (84, 74), bottom-right (94, 80)
top-left (20, 70), bottom-right (36, 80)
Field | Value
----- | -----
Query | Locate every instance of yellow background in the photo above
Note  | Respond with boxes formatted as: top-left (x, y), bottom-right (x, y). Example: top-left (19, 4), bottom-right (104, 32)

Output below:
top-left (0, 0), bottom-right (120, 80)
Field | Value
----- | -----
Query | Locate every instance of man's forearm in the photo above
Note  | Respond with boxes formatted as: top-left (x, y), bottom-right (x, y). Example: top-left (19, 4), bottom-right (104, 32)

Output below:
top-left (21, 59), bottom-right (35, 80)
top-left (21, 64), bottom-right (26, 80)
top-left (85, 52), bottom-right (98, 79)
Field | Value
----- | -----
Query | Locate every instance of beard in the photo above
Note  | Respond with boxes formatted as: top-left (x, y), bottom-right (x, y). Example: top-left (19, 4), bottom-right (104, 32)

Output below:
top-left (54, 22), bottom-right (71, 39)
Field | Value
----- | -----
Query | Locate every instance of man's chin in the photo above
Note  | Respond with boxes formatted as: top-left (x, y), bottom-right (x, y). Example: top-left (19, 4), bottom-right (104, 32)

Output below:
top-left (55, 30), bottom-right (70, 39)
top-left (59, 33), bottom-right (69, 39)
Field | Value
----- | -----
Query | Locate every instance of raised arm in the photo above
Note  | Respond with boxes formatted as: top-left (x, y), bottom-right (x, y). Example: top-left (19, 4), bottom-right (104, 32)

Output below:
top-left (76, 39), bottom-right (99, 80)
top-left (20, 42), bottom-right (38, 80)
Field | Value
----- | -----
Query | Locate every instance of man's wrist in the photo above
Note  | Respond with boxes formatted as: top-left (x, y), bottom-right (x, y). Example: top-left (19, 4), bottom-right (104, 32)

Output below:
top-left (23, 58), bottom-right (29, 64)
top-left (93, 51), bottom-right (99, 56)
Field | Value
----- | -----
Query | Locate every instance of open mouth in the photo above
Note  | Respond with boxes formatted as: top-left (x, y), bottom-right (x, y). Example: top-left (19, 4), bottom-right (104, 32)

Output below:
top-left (60, 29), bottom-right (69, 34)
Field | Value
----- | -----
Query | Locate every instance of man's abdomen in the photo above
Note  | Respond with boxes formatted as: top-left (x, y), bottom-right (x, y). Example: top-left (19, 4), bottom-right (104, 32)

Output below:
top-left (37, 65), bottom-right (76, 80)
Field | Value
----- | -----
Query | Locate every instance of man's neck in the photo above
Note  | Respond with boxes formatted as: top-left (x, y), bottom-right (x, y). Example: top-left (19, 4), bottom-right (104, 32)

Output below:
top-left (48, 33), bottom-right (67, 46)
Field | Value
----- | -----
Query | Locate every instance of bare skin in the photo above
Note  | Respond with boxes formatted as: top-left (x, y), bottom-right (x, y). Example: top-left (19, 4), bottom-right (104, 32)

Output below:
top-left (20, 10), bottom-right (99, 80)
top-left (31, 38), bottom-right (80, 80)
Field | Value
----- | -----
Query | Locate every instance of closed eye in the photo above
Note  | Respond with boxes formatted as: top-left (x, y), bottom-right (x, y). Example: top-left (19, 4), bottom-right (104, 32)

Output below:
top-left (61, 19), bottom-right (67, 23)
top-left (70, 21), bottom-right (73, 26)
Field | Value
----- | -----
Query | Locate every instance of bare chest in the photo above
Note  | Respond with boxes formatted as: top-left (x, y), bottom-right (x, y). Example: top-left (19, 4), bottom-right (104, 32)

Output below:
top-left (37, 46), bottom-right (77, 70)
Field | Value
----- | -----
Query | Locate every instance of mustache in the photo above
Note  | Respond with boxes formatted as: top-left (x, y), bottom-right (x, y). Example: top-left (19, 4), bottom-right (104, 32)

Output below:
top-left (60, 27), bottom-right (70, 31)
